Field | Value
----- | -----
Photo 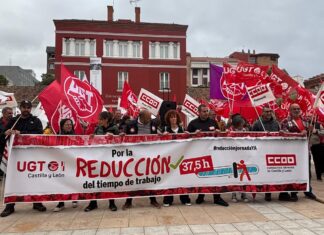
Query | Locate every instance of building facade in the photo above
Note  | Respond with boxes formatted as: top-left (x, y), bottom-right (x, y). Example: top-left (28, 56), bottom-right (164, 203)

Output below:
top-left (53, 6), bottom-right (188, 107)
top-left (0, 66), bottom-right (38, 86)
top-left (46, 46), bottom-right (55, 74)
top-left (304, 73), bottom-right (324, 94)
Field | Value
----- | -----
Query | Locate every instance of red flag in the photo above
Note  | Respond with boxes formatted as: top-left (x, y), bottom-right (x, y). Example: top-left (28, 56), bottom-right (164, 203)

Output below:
top-left (120, 81), bottom-right (139, 117)
top-left (38, 80), bottom-right (83, 134)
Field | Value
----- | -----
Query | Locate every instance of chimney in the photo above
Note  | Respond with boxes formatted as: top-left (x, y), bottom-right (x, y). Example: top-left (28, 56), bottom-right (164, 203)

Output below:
top-left (135, 7), bottom-right (141, 23)
top-left (107, 5), bottom-right (114, 22)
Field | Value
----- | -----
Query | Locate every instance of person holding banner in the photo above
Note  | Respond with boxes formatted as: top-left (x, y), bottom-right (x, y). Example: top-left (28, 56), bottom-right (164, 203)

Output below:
top-left (280, 103), bottom-right (317, 201)
top-left (187, 104), bottom-right (229, 207)
top-left (53, 118), bottom-right (78, 212)
top-left (0, 100), bottom-right (46, 217)
top-left (252, 105), bottom-right (280, 202)
top-left (162, 110), bottom-right (191, 207)
top-left (85, 111), bottom-right (119, 212)
top-left (0, 107), bottom-right (13, 177)
top-left (122, 109), bottom-right (161, 210)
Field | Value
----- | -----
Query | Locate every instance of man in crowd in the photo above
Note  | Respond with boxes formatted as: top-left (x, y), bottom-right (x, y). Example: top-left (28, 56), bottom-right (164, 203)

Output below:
top-left (0, 107), bottom-right (13, 177)
top-left (0, 100), bottom-right (46, 217)
top-left (280, 103), bottom-right (317, 201)
top-left (122, 109), bottom-right (161, 210)
top-left (252, 105), bottom-right (280, 201)
top-left (187, 104), bottom-right (229, 207)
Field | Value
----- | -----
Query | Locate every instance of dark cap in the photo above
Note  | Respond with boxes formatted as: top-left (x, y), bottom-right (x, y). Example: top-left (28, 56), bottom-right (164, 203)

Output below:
top-left (20, 100), bottom-right (32, 108)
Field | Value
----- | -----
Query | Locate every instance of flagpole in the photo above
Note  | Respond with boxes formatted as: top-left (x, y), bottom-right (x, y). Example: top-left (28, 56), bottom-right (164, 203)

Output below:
top-left (245, 85), bottom-right (266, 132)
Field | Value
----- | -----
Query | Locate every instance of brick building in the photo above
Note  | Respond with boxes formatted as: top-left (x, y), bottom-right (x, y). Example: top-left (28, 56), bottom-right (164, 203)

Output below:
top-left (53, 6), bottom-right (188, 107)
top-left (46, 46), bottom-right (55, 74)
top-left (229, 50), bottom-right (279, 66)
top-left (304, 73), bottom-right (324, 94)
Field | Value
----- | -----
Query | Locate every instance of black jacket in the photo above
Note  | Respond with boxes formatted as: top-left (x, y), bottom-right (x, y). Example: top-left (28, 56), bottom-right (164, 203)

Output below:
top-left (5, 114), bottom-right (43, 134)
top-left (187, 117), bottom-right (219, 133)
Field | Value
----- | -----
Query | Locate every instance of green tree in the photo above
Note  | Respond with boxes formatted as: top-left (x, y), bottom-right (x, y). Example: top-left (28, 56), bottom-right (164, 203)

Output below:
top-left (0, 74), bottom-right (9, 86)
top-left (40, 73), bottom-right (55, 85)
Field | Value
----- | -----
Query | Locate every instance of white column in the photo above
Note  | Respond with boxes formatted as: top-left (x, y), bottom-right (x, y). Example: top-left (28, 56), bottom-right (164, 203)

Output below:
top-left (140, 41), bottom-right (143, 58)
top-left (127, 41), bottom-right (132, 58)
top-left (169, 42), bottom-right (174, 59)
top-left (155, 42), bottom-right (160, 59)
top-left (177, 42), bottom-right (180, 59)
top-left (69, 38), bottom-right (75, 56)
top-left (62, 38), bottom-right (66, 56)
top-left (85, 39), bottom-right (90, 57)
top-left (113, 40), bottom-right (118, 57)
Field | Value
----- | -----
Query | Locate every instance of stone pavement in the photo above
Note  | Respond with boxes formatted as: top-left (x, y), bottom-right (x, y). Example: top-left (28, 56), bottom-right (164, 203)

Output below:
top-left (1, 167), bottom-right (324, 235)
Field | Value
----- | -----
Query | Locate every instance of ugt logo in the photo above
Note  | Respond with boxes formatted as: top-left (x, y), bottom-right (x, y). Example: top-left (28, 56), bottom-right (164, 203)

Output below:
top-left (64, 76), bottom-right (99, 119)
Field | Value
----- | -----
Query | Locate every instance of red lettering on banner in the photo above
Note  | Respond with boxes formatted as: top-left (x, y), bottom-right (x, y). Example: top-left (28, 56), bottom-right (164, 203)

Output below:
top-left (140, 93), bottom-right (159, 108)
top-left (75, 156), bottom-right (171, 178)
top-left (183, 100), bottom-right (199, 115)
top-left (266, 154), bottom-right (296, 166)
top-left (17, 161), bottom-right (46, 172)
top-left (179, 155), bottom-right (214, 175)
top-left (249, 85), bottom-right (269, 98)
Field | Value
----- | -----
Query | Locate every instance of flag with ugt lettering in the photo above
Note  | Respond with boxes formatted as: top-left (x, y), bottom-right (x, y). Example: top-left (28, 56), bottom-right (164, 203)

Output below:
top-left (38, 64), bottom-right (103, 134)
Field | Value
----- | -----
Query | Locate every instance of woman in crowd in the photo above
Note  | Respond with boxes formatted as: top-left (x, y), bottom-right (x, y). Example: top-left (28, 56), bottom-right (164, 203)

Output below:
top-left (310, 120), bottom-right (324, 181)
top-left (162, 110), bottom-right (191, 207)
top-left (53, 118), bottom-right (78, 212)
top-left (84, 111), bottom-right (119, 212)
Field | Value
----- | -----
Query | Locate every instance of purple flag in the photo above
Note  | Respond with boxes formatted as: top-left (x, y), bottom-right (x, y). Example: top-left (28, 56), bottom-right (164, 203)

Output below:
top-left (210, 64), bottom-right (226, 99)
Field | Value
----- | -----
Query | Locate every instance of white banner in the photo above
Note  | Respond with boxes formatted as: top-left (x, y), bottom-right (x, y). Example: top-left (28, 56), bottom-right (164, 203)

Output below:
top-left (137, 88), bottom-right (163, 116)
top-left (181, 94), bottom-right (199, 119)
top-left (314, 83), bottom-right (324, 108)
top-left (90, 57), bottom-right (102, 94)
top-left (4, 134), bottom-right (309, 203)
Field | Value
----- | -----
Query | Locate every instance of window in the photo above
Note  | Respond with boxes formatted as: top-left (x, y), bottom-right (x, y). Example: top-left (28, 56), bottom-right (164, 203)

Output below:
top-left (192, 69), bottom-right (198, 86)
top-left (160, 72), bottom-right (170, 90)
top-left (118, 41), bottom-right (128, 57)
top-left (90, 40), bottom-right (96, 56)
top-left (132, 41), bottom-right (141, 58)
top-left (117, 72), bottom-right (128, 90)
top-left (74, 70), bottom-right (86, 80)
top-left (75, 40), bottom-right (85, 56)
top-left (173, 44), bottom-right (178, 59)
top-left (202, 68), bottom-right (209, 86)
top-left (65, 40), bottom-right (70, 55)
top-left (105, 40), bottom-right (113, 57)
top-left (160, 43), bottom-right (169, 59)
top-left (150, 43), bottom-right (156, 58)
top-left (49, 63), bottom-right (54, 70)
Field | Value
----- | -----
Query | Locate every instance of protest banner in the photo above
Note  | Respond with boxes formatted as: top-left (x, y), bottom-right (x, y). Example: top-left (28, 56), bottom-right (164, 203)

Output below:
top-left (4, 133), bottom-right (308, 203)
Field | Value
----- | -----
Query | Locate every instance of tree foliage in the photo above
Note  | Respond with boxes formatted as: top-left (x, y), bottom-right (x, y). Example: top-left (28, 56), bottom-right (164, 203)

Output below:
top-left (40, 73), bottom-right (55, 85)
top-left (0, 74), bottom-right (9, 86)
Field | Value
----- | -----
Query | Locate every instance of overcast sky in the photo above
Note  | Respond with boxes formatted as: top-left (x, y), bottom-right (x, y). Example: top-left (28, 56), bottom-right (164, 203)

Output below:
top-left (0, 0), bottom-right (323, 80)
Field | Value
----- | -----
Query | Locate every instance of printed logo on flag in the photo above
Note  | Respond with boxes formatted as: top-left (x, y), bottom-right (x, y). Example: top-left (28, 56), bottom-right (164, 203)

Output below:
top-left (51, 102), bottom-right (79, 134)
top-left (320, 91), bottom-right (324, 105)
top-left (64, 76), bottom-right (100, 119)
top-left (248, 84), bottom-right (270, 98)
top-left (137, 88), bottom-right (163, 116)
top-left (183, 99), bottom-right (199, 116)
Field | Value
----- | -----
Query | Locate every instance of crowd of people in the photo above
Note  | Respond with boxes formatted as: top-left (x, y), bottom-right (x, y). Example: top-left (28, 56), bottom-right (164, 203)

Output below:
top-left (0, 100), bottom-right (323, 217)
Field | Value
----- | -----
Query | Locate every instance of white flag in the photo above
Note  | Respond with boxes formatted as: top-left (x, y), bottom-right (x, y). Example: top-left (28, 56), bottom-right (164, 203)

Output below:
top-left (0, 91), bottom-right (17, 108)
top-left (313, 83), bottom-right (324, 108)
top-left (247, 83), bottom-right (276, 106)
top-left (181, 94), bottom-right (200, 119)
top-left (137, 88), bottom-right (163, 116)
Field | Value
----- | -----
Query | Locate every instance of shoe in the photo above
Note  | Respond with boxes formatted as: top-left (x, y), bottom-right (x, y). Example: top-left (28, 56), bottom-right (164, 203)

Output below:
top-left (290, 193), bottom-right (298, 202)
top-left (163, 203), bottom-right (170, 207)
top-left (151, 201), bottom-right (161, 209)
top-left (33, 203), bottom-right (46, 212)
top-left (241, 193), bottom-right (249, 202)
top-left (196, 195), bottom-right (205, 204)
top-left (265, 193), bottom-right (272, 202)
top-left (304, 192), bottom-right (317, 200)
top-left (122, 201), bottom-right (132, 210)
top-left (0, 205), bottom-right (15, 217)
top-left (214, 197), bottom-right (229, 207)
top-left (278, 193), bottom-right (291, 201)
top-left (84, 202), bottom-right (98, 212)
top-left (232, 193), bottom-right (238, 203)
top-left (109, 203), bottom-right (117, 211)
top-left (185, 202), bottom-right (191, 206)
top-left (53, 202), bottom-right (64, 212)
top-left (72, 201), bottom-right (78, 208)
